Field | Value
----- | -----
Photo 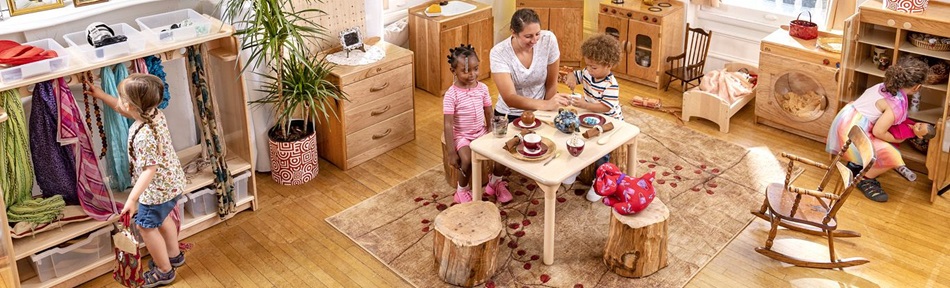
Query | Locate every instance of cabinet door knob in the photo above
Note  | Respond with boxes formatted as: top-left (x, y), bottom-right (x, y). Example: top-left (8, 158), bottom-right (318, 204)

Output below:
top-left (643, 16), bottom-right (648, 21)
top-left (370, 82), bottom-right (390, 92)
top-left (371, 105), bottom-right (392, 116)
top-left (823, 59), bottom-right (829, 65)
top-left (603, 7), bottom-right (608, 12)
top-left (627, 12), bottom-right (632, 17)
top-left (887, 19), bottom-right (896, 26)
top-left (903, 22), bottom-right (912, 29)
top-left (373, 128), bottom-right (393, 140)
top-left (611, 9), bottom-right (616, 14)
top-left (652, 17), bottom-right (657, 23)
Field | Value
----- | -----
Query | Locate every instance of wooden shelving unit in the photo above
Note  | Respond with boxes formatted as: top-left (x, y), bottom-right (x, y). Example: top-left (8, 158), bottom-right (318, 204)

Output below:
top-left (0, 16), bottom-right (259, 287)
top-left (840, 0), bottom-right (950, 202)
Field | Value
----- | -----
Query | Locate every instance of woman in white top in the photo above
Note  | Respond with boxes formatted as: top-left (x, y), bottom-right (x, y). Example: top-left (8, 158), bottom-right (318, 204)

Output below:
top-left (490, 8), bottom-right (571, 121)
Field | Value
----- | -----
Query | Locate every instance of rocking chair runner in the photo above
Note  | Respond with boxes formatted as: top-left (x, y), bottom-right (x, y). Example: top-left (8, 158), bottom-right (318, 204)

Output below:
top-left (664, 23), bottom-right (712, 91)
top-left (751, 126), bottom-right (875, 269)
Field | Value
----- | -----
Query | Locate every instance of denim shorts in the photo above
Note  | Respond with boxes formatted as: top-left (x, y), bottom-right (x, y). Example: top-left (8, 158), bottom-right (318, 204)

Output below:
top-left (135, 195), bottom-right (180, 229)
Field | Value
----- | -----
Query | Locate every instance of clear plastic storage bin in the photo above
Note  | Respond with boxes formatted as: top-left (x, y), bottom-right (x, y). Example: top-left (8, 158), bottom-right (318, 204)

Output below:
top-left (63, 23), bottom-right (146, 64)
top-left (135, 9), bottom-right (212, 44)
top-left (0, 39), bottom-right (70, 84)
top-left (186, 188), bottom-right (216, 218)
top-left (29, 226), bottom-right (113, 283)
top-left (176, 194), bottom-right (189, 216)
top-left (233, 172), bottom-right (252, 202)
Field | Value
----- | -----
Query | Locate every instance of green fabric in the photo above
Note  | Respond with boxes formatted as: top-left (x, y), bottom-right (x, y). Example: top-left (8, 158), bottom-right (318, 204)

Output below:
top-left (1, 90), bottom-right (34, 207)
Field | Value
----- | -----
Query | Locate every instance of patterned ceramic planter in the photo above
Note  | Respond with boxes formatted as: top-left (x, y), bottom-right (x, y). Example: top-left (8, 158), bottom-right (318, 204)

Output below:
top-left (883, 0), bottom-right (928, 13)
top-left (268, 124), bottom-right (319, 185)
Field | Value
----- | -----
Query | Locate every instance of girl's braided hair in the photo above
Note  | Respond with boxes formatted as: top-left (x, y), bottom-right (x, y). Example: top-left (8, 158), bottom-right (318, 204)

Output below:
top-left (447, 44), bottom-right (478, 71)
top-left (884, 57), bottom-right (929, 95)
top-left (121, 73), bottom-right (165, 172)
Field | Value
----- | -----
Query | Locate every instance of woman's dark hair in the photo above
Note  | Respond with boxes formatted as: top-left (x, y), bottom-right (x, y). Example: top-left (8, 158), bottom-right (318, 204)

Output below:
top-left (510, 8), bottom-right (541, 34)
top-left (447, 44), bottom-right (478, 70)
top-left (884, 57), bottom-right (929, 95)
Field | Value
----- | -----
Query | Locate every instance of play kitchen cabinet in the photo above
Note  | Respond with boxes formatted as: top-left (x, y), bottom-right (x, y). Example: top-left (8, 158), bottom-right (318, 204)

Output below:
top-left (317, 41), bottom-right (416, 170)
top-left (755, 29), bottom-right (841, 144)
top-left (515, 0), bottom-right (584, 67)
top-left (598, 0), bottom-right (684, 88)
top-left (409, 0), bottom-right (492, 95)
top-left (839, 0), bottom-right (950, 202)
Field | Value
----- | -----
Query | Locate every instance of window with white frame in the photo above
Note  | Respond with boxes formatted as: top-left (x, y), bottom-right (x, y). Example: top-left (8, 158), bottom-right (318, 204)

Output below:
top-left (722, 0), bottom-right (830, 22)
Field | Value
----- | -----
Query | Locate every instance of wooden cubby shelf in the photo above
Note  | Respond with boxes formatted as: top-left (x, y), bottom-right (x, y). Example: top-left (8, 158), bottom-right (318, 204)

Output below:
top-left (0, 13), bottom-right (259, 288)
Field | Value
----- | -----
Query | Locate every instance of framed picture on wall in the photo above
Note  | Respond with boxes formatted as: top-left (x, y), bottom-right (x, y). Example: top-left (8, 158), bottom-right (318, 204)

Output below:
top-left (74, 0), bottom-right (108, 7)
top-left (6, 0), bottom-right (65, 16)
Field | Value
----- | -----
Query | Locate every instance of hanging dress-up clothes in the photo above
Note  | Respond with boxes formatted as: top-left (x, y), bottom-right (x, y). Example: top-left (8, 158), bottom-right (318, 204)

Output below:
top-left (0, 90), bottom-right (34, 208)
top-left (56, 77), bottom-right (122, 221)
top-left (101, 64), bottom-right (133, 192)
top-left (29, 81), bottom-right (80, 204)
top-left (187, 45), bottom-right (235, 217)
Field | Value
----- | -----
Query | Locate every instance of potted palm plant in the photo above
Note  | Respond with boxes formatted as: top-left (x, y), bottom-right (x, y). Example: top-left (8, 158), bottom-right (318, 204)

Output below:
top-left (223, 0), bottom-right (347, 185)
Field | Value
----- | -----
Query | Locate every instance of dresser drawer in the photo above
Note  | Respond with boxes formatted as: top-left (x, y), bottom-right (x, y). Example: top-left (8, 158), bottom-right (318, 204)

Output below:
top-left (345, 87), bottom-right (413, 135)
top-left (346, 110), bottom-right (415, 164)
top-left (343, 64), bottom-right (413, 110)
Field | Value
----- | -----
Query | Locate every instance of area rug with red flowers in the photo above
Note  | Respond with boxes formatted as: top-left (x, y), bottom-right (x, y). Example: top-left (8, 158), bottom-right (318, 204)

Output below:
top-left (326, 109), bottom-right (789, 287)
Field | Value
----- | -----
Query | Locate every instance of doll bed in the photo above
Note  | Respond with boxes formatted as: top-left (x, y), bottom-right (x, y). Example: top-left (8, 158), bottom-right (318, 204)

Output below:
top-left (681, 62), bottom-right (758, 133)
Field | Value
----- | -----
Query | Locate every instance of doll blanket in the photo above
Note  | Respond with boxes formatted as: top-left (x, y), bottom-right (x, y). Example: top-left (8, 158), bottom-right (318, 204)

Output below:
top-left (697, 69), bottom-right (754, 105)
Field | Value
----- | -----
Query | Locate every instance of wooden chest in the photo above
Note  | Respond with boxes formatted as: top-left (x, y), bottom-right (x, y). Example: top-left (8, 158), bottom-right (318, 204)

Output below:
top-left (317, 41), bottom-right (416, 170)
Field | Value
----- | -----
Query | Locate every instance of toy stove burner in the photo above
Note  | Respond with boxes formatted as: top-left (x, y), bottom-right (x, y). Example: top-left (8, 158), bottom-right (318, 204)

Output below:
top-left (648, 7), bottom-right (662, 12)
top-left (657, 2), bottom-right (672, 7)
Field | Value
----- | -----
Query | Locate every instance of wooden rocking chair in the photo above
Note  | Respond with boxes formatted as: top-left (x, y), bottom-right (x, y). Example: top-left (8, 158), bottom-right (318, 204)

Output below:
top-left (663, 23), bottom-right (712, 91)
top-left (751, 126), bottom-right (874, 269)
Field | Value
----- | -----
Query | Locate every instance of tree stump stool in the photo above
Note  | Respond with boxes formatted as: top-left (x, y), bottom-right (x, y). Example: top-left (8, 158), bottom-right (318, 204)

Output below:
top-left (442, 134), bottom-right (493, 188)
top-left (603, 198), bottom-right (670, 278)
top-left (433, 201), bottom-right (502, 287)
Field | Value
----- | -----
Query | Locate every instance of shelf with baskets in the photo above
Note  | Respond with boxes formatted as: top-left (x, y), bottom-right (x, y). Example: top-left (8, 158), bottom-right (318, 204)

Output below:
top-left (840, 0), bottom-right (950, 202)
top-left (0, 11), bottom-right (259, 287)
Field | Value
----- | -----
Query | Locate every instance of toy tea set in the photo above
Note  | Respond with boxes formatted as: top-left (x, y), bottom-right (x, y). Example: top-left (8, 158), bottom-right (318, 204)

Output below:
top-left (501, 101), bottom-right (619, 162)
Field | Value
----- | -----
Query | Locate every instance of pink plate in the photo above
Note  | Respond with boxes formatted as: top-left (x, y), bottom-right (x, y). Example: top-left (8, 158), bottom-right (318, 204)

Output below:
top-left (517, 142), bottom-right (549, 158)
top-left (578, 114), bottom-right (606, 128)
top-left (512, 117), bottom-right (542, 129)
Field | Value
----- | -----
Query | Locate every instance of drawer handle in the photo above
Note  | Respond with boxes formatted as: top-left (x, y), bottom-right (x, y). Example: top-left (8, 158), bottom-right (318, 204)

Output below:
top-left (371, 105), bottom-right (392, 116)
top-left (373, 128), bottom-right (393, 140)
top-left (370, 82), bottom-right (390, 92)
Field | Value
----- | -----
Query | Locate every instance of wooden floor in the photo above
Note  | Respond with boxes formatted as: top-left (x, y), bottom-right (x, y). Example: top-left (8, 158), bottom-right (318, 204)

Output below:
top-left (80, 77), bottom-right (950, 287)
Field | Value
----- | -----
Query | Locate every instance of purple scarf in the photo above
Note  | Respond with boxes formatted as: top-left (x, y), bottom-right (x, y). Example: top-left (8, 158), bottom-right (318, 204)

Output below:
top-left (30, 81), bottom-right (79, 204)
top-left (55, 77), bottom-right (121, 221)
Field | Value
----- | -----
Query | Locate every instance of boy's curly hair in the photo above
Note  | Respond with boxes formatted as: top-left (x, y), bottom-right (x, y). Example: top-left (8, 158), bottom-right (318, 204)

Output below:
top-left (581, 34), bottom-right (621, 67)
top-left (883, 57), bottom-right (928, 95)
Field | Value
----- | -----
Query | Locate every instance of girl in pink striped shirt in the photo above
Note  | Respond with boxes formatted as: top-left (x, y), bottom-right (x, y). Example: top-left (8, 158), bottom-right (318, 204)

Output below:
top-left (443, 44), bottom-right (511, 204)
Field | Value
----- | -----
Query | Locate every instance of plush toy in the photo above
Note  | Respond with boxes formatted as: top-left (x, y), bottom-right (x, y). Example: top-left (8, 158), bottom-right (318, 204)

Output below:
top-left (592, 163), bottom-right (656, 215)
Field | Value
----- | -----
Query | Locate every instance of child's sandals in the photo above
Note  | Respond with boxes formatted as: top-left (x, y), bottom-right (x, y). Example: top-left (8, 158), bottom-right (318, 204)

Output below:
top-left (856, 178), bottom-right (889, 202)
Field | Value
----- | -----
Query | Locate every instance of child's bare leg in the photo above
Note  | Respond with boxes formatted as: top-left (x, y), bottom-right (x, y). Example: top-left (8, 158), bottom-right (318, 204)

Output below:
top-left (458, 146), bottom-right (472, 187)
top-left (159, 213), bottom-right (181, 259)
top-left (139, 226), bottom-right (171, 272)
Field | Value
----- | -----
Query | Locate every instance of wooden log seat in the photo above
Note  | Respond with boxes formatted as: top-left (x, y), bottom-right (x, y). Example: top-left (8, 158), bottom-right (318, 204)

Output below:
top-left (442, 134), bottom-right (494, 188)
top-left (603, 198), bottom-right (670, 278)
top-left (433, 201), bottom-right (503, 287)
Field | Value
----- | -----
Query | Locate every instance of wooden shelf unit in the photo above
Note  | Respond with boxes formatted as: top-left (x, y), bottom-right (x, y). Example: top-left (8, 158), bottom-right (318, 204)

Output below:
top-left (516, 0), bottom-right (584, 67)
top-left (598, 0), bottom-right (685, 88)
top-left (408, 0), bottom-right (493, 96)
top-left (840, 0), bottom-right (950, 202)
top-left (0, 16), bottom-right (259, 287)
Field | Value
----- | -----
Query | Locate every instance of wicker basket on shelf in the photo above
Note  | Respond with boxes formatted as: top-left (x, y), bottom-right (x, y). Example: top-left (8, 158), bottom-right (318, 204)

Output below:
top-left (925, 61), bottom-right (949, 85)
top-left (908, 33), bottom-right (950, 51)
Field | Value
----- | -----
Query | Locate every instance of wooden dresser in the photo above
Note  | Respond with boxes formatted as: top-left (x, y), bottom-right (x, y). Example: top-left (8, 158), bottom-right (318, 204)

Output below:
top-left (317, 41), bottom-right (416, 170)
top-left (598, 0), bottom-right (685, 88)
top-left (516, 0), bottom-right (584, 67)
top-left (409, 0), bottom-right (493, 95)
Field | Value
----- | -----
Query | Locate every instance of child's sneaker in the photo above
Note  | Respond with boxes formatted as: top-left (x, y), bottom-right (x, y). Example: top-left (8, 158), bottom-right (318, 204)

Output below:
top-left (454, 189), bottom-right (472, 203)
top-left (142, 266), bottom-right (176, 288)
top-left (486, 181), bottom-right (513, 203)
top-left (150, 252), bottom-right (186, 270)
top-left (895, 166), bottom-right (917, 181)
top-left (585, 186), bottom-right (602, 202)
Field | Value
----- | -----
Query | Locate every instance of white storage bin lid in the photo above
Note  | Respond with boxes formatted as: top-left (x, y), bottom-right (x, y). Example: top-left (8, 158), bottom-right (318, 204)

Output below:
top-left (0, 38), bottom-right (70, 84)
top-left (63, 23), bottom-right (147, 64)
top-left (135, 9), bottom-right (212, 44)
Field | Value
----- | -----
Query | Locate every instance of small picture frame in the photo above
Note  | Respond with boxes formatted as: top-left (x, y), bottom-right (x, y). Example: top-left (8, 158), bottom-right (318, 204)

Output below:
top-left (6, 0), bottom-right (65, 16)
top-left (339, 27), bottom-right (364, 57)
top-left (74, 0), bottom-right (108, 7)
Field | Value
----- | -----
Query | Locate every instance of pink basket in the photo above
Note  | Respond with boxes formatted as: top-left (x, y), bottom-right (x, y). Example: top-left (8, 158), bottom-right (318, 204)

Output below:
top-left (883, 0), bottom-right (929, 13)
